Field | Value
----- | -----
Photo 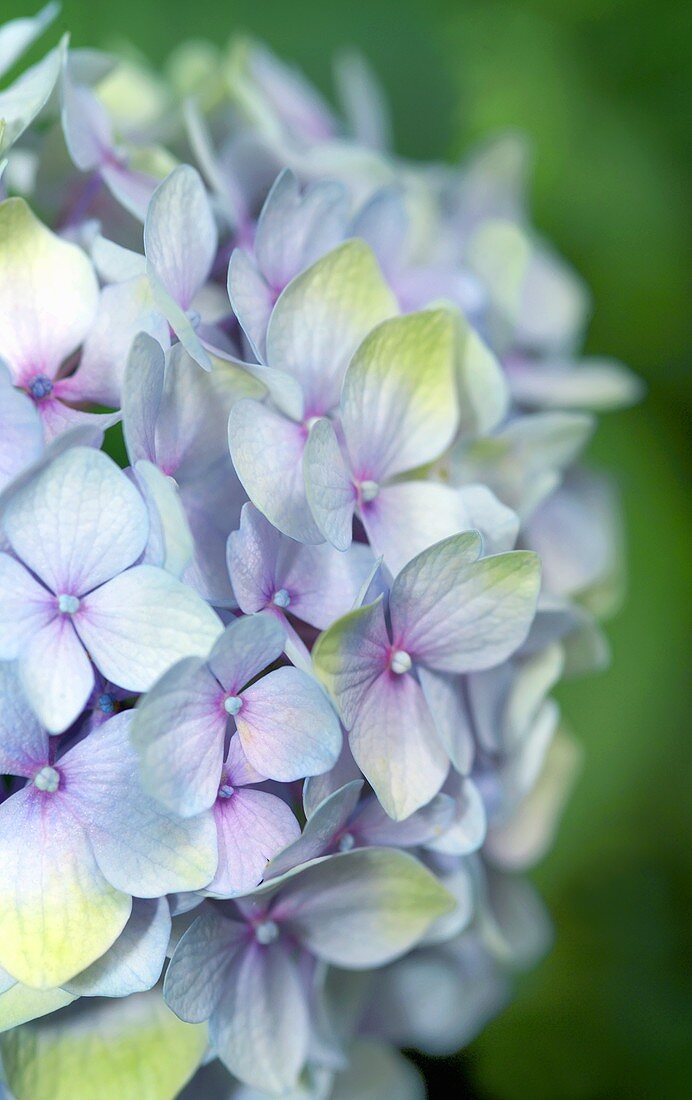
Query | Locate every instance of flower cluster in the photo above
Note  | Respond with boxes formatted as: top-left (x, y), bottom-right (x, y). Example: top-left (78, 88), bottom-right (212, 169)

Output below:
top-left (0, 7), bottom-right (640, 1099)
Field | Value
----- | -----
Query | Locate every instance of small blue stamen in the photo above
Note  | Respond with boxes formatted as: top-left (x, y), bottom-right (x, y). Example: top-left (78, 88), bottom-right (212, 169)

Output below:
top-left (97, 692), bottom-right (116, 715)
top-left (360, 479), bottom-right (379, 503)
top-left (218, 783), bottom-right (235, 800)
top-left (57, 594), bottom-right (80, 615)
top-left (28, 375), bottom-right (53, 400)
top-left (338, 832), bottom-right (356, 853)
top-left (34, 766), bottom-right (60, 793)
top-left (390, 649), bottom-right (412, 674)
top-left (223, 695), bottom-right (243, 716)
top-left (254, 919), bottom-right (279, 945)
top-left (272, 588), bottom-right (291, 609)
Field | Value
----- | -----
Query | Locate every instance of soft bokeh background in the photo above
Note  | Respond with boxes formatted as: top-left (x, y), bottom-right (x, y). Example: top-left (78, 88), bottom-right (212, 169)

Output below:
top-left (7, 1), bottom-right (690, 1096)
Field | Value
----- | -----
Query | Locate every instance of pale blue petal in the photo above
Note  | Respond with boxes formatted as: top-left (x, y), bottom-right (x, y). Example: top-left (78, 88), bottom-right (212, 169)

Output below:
top-left (237, 666), bottom-right (342, 782)
top-left (207, 612), bottom-right (285, 694)
top-left (3, 446), bottom-right (149, 595)
top-left (65, 712), bottom-right (218, 896)
top-left (130, 656), bottom-right (226, 817)
top-left (76, 564), bottom-right (223, 693)
top-left (303, 418), bottom-right (356, 551)
top-left (164, 910), bottom-right (246, 1024)
top-left (210, 788), bottom-right (300, 896)
top-left (64, 897), bottom-right (171, 998)
top-left (228, 399), bottom-right (323, 543)
top-left (266, 780), bottom-right (364, 879)
top-left (211, 942), bottom-right (310, 1094)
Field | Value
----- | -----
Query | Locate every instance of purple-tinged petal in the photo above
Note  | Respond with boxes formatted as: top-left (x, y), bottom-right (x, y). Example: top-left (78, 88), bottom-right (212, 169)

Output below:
top-left (102, 160), bottom-right (162, 223)
top-left (266, 780), bottom-right (364, 879)
top-left (0, 553), bottom-right (55, 659)
top-left (254, 170), bottom-right (347, 291)
top-left (0, 365), bottom-right (43, 491)
top-left (3, 446), bottom-right (148, 595)
top-left (65, 712), bottom-right (218, 896)
top-left (64, 897), bottom-right (171, 998)
top-left (427, 776), bottom-right (486, 856)
top-left (348, 670), bottom-right (448, 820)
top-left (421, 862), bottom-right (475, 945)
top-left (417, 667), bottom-right (475, 774)
top-left (164, 910), bottom-right (247, 1024)
top-left (227, 247), bottom-right (276, 363)
top-left (312, 597), bottom-right (390, 729)
top-left (266, 239), bottom-right (396, 416)
top-left (236, 666), bottom-right (342, 782)
top-left (224, 733), bottom-right (267, 787)
top-left (130, 656), bottom-right (226, 817)
top-left (350, 187), bottom-right (406, 275)
top-left (144, 165), bottom-right (217, 311)
top-left (0, 198), bottom-right (98, 383)
top-left (133, 460), bottom-right (194, 578)
top-left (210, 788), bottom-right (300, 896)
top-left (341, 309), bottom-right (458, 484)
top-left (303, 417), bottom-right (356, 551)
top-left (507, 354), bottom-right (642, 411)
top-left (147, 266), bottom-right (212, 370)
top-left (0, 663), bottom-right (49, 777)
top-left (0, 786), bottom-right (131, 988)
top-left (154, 345), bottom-right (256, 479)
top-left (390, 534), bottom-right (541, 673)
top-left (18, 613), bottom-right (95, 734)
top-left (207, 612), bottom-right (285, 694)
top-left (302, 740), bottom-right (362, 818)
top-left (30, 395), bottom-right (120, 445)
top-left (269, 848), bottom-right (454, 968)
top-left (227, 502), bottom-right (283, 615)
top-left (353, 793), bottom-right (456, 849)
top-left (211, 941), bottom-right (310, 1094)
top-left (228, 398), bottom-right (323, 543)
top-left (360, 480), bottom-right (478, 577)
top-left (61, 64), bottom-right (112, 171)
top-left (229, 501), bottom-right (373, 629)
top-left (277, 537), bottom-right (375, 631)
top-left (76, 564), bottom-right (222, 692)
top-left (122, 332), bottom-right (164, 464)
top-left (75, 276), bottom-right (169, 409)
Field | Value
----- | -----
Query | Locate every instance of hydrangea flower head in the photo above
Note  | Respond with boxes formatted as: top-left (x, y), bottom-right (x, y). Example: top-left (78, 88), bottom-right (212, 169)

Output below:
top-left (0, 15), bottom-right (639, 1098)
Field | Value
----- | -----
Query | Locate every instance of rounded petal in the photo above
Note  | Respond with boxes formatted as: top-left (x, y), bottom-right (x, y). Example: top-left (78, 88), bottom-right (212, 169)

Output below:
top-left (76, 564), bottom-right (223, 693)
top-left (0, 787), bottom-right (131, 988)
top-left (236, 666), bottom-right (342, 782)
top-left (210, 788), bottom-right (300, 896)
top-left (0, 197), bottom-right (98, 381)
top-left (3, 446), bottom-right (149, 595)
top-left (130, 656), bottom-right (226, 818)
top-left (266, 239), bottom-right (396, 415)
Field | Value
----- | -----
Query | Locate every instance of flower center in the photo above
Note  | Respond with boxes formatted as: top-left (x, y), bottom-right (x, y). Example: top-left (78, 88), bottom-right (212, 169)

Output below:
top-left (218, 783), bottom-right (235, 799)
top-left (390, 649), bottom-right (412, 674)
top-left (338, 832), bottom-right (356, 853)
top-left (33, 766), bottom-right (60, 793)
top-left (96, 692), bottom-right (116, 715)
top-left (359, 479), bottom-right (379, 503)
top-left (254, 919), bottom-right (279, 945)
top-left (223, 694), bottom-right (243, 716)
top-left (57, 594), bottom-right (80, 615)
top-left (28, 375), bottom-right (53, 401)
top-left (272, 588), bottom-right (291, 609)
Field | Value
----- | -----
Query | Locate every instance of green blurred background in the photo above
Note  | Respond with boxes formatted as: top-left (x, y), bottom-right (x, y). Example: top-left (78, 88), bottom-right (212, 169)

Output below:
top-left (8, 1), bottom-right (690, 1095)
